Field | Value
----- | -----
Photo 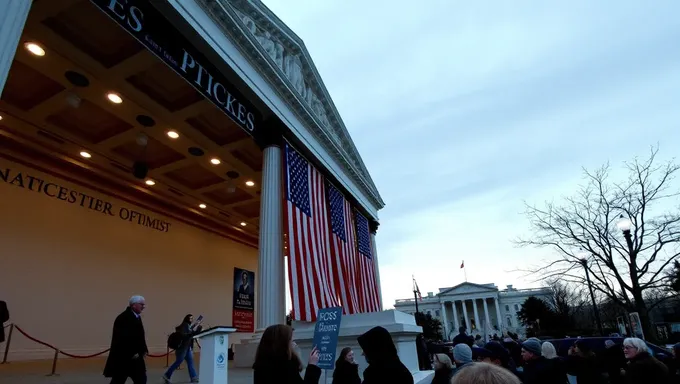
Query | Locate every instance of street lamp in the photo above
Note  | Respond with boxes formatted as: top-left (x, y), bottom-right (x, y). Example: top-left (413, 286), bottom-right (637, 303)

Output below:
top-left (616, 215), bottom-right (634, 252)
top-left (579, 250), bottom-right (604, 335)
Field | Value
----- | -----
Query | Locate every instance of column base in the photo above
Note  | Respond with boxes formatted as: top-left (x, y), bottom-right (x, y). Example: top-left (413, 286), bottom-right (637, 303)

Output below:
top-left (232, 329), bottom-right (265, 368)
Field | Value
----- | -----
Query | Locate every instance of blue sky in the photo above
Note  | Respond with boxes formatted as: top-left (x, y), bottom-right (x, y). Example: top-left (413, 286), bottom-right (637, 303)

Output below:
top-left (263, 0), bottom-right (680, 308)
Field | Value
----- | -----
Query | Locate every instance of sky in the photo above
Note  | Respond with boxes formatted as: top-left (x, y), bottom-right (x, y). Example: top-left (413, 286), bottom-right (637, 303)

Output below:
top-left (262, 0), bottom-right (680, 309)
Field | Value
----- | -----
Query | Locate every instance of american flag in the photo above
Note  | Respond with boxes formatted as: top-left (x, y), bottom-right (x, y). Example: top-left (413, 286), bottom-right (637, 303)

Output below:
top-left (284, 143), bottom-right (340, 321)
top-left (354, 210), bottom-right (381, 312)
top-left (327, 182), bottom-right (361, 315)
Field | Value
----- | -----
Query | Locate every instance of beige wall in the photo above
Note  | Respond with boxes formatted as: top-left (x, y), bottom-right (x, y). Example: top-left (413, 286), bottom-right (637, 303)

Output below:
top-left (0, 159), bottom-right (258, 361)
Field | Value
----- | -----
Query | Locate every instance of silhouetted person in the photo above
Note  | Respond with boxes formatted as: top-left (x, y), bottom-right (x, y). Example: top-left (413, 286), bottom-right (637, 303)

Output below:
top-left (453, 327), bottom-right (473, 347)
top-left (358, 326), bottom-right (413, 384)
top-left (104, 295), bottom-right (149, 384)
top-left (602, 340), bottom-right (626, 384)
top-left (332, 347), bottom-right (361, 384)
top-left (0, 300), bottom-right (8, 344)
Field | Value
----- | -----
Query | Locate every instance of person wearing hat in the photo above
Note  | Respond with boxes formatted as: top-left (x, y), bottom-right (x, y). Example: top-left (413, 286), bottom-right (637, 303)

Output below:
top-left (452, 343), bottom-right (473, 376)
top-left (476, 342), bottom-right (523, 381)
top-left (601, 339), bottom-right (626, 384)
top-left (520, 338), bottom-right (566, 384)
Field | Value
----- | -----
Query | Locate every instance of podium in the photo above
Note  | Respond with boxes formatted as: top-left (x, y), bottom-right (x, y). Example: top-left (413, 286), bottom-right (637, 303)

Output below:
top-left (193, 326), bottom-right (237, 384)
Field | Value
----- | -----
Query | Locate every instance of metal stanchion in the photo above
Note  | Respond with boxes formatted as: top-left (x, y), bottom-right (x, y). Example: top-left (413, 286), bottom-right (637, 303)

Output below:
top-left (47, 349), bottom-right (59, 376)
top-left (2, 324), bottom-right (13, 364)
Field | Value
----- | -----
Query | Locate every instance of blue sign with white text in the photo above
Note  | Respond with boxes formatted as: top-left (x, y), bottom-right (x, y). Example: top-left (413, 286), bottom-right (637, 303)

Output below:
top-left (312, 307), bottom-right (343, 370)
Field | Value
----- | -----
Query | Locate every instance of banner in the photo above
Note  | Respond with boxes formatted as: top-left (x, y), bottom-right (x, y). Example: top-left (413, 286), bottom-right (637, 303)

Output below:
top-left (312, 307), bottom-right (343, 369)
top-left (629, 312), bottom-right (645, 340)
top-left (232, 268), bottom-right (255, 332)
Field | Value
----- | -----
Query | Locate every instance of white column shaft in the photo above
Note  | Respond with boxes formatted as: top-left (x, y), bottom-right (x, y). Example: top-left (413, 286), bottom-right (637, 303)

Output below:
top-left (461, 300), bottom-right (470, 330)
top-left (494, 298), bottom-right (503, 332)
top-left (0, 0), bottom-right (32, 97)
top-left (256, 145), bottom-right (285, 329)
top-left (440, 302), bottom-right (449, 339)
top-left (452, 300), bottom-right (460, 330)
top-left (472, 299), bottom-right (481, 332)
top-left (483, 298), bottom-right (491, 338)
top-left (370, 233), bottom-right (383, 310)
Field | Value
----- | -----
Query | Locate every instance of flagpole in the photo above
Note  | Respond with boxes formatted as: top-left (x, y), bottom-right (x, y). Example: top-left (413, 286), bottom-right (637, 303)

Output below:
top-left (412, 275), bottom-right (420, 314)
top-left (464, 266), bottom-right (467, 282)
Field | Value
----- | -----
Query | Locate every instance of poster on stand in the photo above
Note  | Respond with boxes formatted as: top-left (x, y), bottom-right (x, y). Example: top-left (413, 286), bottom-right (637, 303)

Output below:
top-left (232, 268), bottom-right (255, 332)
top-left (629, 312), bottom-right (645, 340)
top-left (312, 307), bottom-right (343, 370)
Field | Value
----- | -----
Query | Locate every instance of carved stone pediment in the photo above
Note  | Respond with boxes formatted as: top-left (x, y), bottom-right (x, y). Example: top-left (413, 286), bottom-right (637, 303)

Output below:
top-left (196, 0), bottom-right (384, 209)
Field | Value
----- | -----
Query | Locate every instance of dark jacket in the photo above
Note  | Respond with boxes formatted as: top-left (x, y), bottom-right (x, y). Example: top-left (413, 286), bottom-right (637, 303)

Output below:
top-left (175, 322), bottom-right (202, 356)
top-left (358, 326), bottom-right (413, 384)
top-left (431, 367), bottom-right (454, 384)
top-left (566, 354), bottom-right (603, 384)
top-left (668, 356), bottom-right (680, 384)
top-left (602, 345), bottom-right (627, 384)
top-left (253, 358), bottom-right (322, 384)
top-left (523, 356), bottom-right (568, 384)
top-left (0, 301), bottom-right (8, 343)
top-left (624, 352), bottom-right (669, 384)
top-left (103, 308), bottom-right (148, 378)
top-left (452, 332), bottom-right (473, 347)
top-left (332, 360), bottom-right (361, 384)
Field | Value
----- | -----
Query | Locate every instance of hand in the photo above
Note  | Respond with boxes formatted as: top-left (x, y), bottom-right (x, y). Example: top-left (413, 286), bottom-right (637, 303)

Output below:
top-left (308, 347), bottom-right (320, 366)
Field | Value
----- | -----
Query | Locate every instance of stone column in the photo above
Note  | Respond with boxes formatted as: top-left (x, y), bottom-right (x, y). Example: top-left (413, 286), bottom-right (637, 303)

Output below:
top-left (472, 299), bottom-right (481, 333)
top-left (440, 301), bottom-right (449, 340)
top-left (461, 300), bottom-right (470, 330)
top-left (0, 0), bottom-right (32, 97)
top-left (482, 298), bottom-right (491, 339)
top-left (452, 300), bottom-right (460, 331)
top-left (494, 298), bottom-right (503, 332)
top-left (369, 221), bottom-right (383, 310)
top-left (255, 127), bottom-right (284, 329)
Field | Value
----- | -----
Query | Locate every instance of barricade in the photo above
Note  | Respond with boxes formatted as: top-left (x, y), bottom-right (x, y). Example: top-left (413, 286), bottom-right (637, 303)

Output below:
top-left (1, 322), bottom-right (184, 376)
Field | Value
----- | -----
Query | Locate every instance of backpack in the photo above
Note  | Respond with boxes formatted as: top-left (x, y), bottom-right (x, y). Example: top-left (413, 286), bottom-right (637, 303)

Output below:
top-left (167, 332), bottom-right (182, 350)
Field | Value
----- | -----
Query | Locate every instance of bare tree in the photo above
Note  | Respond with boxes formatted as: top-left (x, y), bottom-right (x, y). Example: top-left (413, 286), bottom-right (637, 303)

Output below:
top-left (517, 147), bottom-right (680, 340)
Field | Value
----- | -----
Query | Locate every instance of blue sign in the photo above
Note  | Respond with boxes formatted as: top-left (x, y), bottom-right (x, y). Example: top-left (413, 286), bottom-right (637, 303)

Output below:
top-left (312, 307), bottom-right (343, 370)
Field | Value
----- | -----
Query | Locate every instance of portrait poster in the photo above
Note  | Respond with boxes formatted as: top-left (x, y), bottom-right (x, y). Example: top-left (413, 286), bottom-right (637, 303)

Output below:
top-left (232, 268), bottom-right (255, 332)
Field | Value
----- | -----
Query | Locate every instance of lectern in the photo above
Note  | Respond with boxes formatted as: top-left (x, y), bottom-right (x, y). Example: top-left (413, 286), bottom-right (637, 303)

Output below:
top-left (193, 326), bottom-right (237, 384)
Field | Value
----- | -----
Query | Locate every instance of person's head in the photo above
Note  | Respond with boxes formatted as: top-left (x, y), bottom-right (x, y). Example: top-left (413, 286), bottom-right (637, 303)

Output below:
top-left (337, 347), bottom-right (356, 365)
top-left (182, 314), bottom-right (193, 324)
top-left (241, 271), bottom-right (248, 285)
top-left (574, 340), bottom-right (594, 357)
top-left (357, 326), bottom-right (398, 365)
top-left (521, 339), bottom-right (542, 361)
top-left (541, 342), bottom-right (557, 359)
top-left (451, 362), bottom-right (521, 384)
top-left (433, 353), bottom-right (453, 370)
top-left (129, 295), bottom-right (145, 314)
top-left (481, 342), bottom-right (509, 366)
top-left (253, 324), bottom-right (302, 370)
top-left (475, 335), bottom-right (482, 340)
top-left (453, 343), bottom-right (473, 365)
top-left (459, 326), bottom-right (467, 334)
top-left (622, 337), bottom-right (648, 360)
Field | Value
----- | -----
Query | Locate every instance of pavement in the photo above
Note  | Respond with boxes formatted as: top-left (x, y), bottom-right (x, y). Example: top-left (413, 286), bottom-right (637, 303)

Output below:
top-left (0, 355), bottom-right (254, 384)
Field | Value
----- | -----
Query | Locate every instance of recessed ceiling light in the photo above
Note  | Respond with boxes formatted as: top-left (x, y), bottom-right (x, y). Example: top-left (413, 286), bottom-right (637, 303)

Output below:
top-left (245, 180), bottom-right (255, 187)
top-left (145, 179), bottom-right (156, 186)
top-left (106, 92), bottom-right (123, 104)
top-left (199, 203), bottom-right (207, 209)
top-left (79, 151), bottom-right (92, 158)
top-left (0, 115), bottom-right (3, 121)
top-left (167, 130), bottom-right (179, 139)
top-left (240, 222), bottom-right (247, 227)
top-left (210, 158), bottom-right (221, 165)
top-left (25, 42), bottom-right (45, 57)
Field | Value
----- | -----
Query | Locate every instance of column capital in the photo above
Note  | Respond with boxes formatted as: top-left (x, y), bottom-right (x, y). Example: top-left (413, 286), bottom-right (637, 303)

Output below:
top-left (369, 219), bottom-right (379, 234)
top-left (255, 117), bottom-right (285, 149)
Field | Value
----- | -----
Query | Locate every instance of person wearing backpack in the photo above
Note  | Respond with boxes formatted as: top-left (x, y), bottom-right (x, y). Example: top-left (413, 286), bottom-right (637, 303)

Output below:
top-left (163, 314), bottom-right (203, 383)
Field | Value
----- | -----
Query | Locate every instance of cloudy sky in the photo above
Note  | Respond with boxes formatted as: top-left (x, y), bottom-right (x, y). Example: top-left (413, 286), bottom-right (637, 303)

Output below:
top-left (263, 0), bottom-right (680, 308)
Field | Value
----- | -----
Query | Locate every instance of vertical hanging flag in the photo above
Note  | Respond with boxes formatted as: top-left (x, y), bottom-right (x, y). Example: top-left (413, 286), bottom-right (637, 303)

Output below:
top-left (284, 143), bottom-right (340, 321)
top-left (413, 276), bottom-right (423, 301)
top-left (327, 182), bottom-right (361, 315)
top-left (354, 209), bottom-right (381, 312)
top-left (460, 261), bottom-right (464, 269)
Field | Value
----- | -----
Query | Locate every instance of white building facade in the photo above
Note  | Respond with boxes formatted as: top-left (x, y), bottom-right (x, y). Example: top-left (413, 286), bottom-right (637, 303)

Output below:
top-left (394, 283), bottom-right (552, 340)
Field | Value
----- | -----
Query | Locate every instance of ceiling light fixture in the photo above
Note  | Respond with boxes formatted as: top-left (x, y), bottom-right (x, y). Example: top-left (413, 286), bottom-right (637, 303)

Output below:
top-left (167, 130), bottom-right (179, 139)
top-left (145, 179), bottom-right (156, 186)
top-left (199, 203), bottom-right (207, 209)
top-left (210, 158), bottom-right (221, 165)
top-left (79, 151), bottom-right (92, 158)
top-left (240, 222), bottom-right (247, 227)
top-left (106, 92), bottom-right (123, 104)
top-left (25, 42), bottom-right (46, 57)
top-left (245, 180), bottom-right (255, 187)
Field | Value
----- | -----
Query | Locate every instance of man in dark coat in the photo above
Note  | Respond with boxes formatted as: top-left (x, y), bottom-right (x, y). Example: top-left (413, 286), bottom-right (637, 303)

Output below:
top-left (452, 327), bottom-right (474, 347)
top-left (358, 326), bottom-right (414, 384)
top-left (0, 300), bottom-right (9, 343)
top-left (104, 295), bottom-right (149, 384)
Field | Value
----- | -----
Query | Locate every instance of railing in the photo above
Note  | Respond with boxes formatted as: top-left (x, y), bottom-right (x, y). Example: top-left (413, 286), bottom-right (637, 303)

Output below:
top-left (1, 322), bottom-right (185, 376)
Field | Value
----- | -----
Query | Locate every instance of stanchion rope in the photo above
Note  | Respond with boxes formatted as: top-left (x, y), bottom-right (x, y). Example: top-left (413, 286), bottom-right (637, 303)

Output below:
top-left (9, 323), bottom-right (173, 358)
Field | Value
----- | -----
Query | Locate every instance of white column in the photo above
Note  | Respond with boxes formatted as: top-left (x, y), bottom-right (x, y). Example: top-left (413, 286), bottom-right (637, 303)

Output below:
top-left (370, 232), bottom-right (383, 310)
top-left (452, 300), bottom-right (460, 331)
top-left (472, 299), bottom-right (481, 332)
top-left (482, 298), bottom-right (491, 339)
top-left (256, 144), bottom-right (285, 329)
top-left (494, 298), bottom-right (503, 332)
top-left (0, 0), bottom-right (32, 97)
top-left (461, 300), bottom-right (470, 330)
top-left (440, 302), bottom-right (449, 339)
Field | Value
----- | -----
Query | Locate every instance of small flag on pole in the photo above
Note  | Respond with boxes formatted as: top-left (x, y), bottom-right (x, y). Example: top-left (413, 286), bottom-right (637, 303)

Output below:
top-left (460, 260), bottom-right (465, 269)
top-left (412, 276), bottom-right (422, 301)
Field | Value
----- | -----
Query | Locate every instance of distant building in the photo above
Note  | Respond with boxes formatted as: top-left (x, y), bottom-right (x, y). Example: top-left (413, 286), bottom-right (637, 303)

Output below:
top-left (393, 282), bottom-right (552, 339)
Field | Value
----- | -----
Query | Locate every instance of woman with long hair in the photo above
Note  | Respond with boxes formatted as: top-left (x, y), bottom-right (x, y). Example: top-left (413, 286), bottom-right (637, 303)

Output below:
top-left (332, 347), bottom-right (361, 384)
top-left (163, 314), bottom-right (202, 383)
top-left (253, 324), bottom-right (321, 384)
